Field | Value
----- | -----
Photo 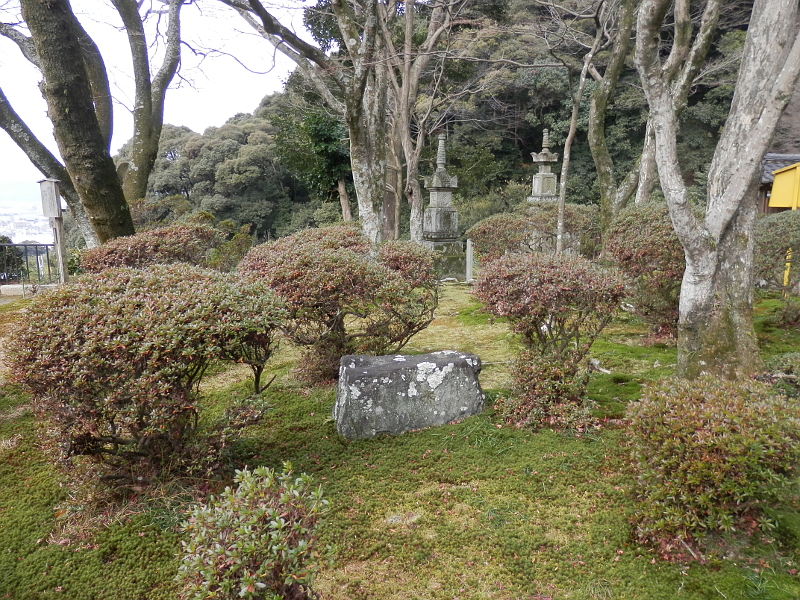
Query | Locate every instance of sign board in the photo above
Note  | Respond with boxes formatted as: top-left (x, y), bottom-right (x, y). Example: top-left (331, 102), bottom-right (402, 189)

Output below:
top-left (38, 179), bottom-right (62, 217)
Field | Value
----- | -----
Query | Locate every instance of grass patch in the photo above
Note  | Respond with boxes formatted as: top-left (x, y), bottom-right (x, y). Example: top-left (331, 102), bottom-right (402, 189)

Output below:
top-left (0, 287), bottom-right (798, 599)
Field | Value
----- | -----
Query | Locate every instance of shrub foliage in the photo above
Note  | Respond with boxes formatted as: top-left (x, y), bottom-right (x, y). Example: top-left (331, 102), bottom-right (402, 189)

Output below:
top-left (466, 213), bottom-right (533, 262)
top-left (177, 464), bottom-right (328, 600)
top-left (465, 203), bottom-right (600, 262)
top-left (79, 224), bottom-right (225, 272)
top-left (238, 226), bottom-right (439, 383)
top-left (754, 209), bottom-right (800, 291)
top-left (7, 264), bottom-right (285, 480)
top-left (627, 377), bottom-right (800, 551)
top-left (475, 252), bottom-right (625, 428)
top-left (604, 201), bottom-right (685, 335)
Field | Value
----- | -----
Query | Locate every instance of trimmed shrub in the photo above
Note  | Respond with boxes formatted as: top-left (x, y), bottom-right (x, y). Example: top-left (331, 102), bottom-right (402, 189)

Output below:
top-left (466, 213), bottom-right (533, 262)
top-left (465, 204), bottom-right (600, 262)
top-left (755, 209), bottom-right (800, 292)
top-left (238, 226), bottom-right (438, 383)
top-left (605, 201), bottom-right (685, 335)
top-left (6, 264), bottom-right (285, 480)
top-left (474, 252), bottom-right (625, 429)
top-left (627, 377), bottom-right (800, 553)
top-left (79, 224), bottom-right (225, 272)
top-left (525, 201), bottom-right (601, 258)
top-left (177, 464), bottom-right (328, 600)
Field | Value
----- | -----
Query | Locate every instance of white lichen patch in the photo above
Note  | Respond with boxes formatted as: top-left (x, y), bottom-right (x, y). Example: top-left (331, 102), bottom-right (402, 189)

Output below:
top-left (416, 362), bottom-right (455, 389)
top-left (415, 361), bottom-right (437, 382)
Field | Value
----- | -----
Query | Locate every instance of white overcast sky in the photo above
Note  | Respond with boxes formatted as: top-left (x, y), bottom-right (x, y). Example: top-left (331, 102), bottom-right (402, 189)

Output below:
top-left (0, 0), bottom-right (301, 212)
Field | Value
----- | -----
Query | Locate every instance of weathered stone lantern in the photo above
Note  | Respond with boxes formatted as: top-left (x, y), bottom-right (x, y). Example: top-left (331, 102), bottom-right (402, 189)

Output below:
top-left (529, 129), bottom-right (559, 202)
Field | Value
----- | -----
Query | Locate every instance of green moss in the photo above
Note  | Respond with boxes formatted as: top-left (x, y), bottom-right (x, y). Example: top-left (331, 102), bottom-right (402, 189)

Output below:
top-left (0, 288), bottom-right (798, 600)
top-left (456, 296), bottom-right (495, 326)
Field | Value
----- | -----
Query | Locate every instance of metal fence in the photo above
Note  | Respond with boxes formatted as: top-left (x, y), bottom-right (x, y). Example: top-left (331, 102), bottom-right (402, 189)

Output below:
top-left (0, 243), bottom-right (60, 285)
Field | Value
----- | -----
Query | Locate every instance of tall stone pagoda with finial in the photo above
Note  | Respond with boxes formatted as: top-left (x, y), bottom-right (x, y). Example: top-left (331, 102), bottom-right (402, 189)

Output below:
top-left (423, 133), bottom-right (465, 279)
top-left (528, 129), bottom-right (559, 202)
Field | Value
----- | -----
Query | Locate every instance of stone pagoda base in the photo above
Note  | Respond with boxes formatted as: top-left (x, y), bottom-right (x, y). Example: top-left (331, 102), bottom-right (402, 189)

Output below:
top-left (422, 239), bottom-right (466, 281)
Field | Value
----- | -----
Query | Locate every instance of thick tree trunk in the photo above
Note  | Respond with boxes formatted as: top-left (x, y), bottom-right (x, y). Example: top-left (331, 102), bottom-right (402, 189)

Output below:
top-left (0, 86), bottom-right (99, 247)
top-left (73, 20), bottom-right (113, 149)
top-left (21, 0), bottom-right (135, 242)
top-left (347, 85), bottom-right (386, 244)
top-left (407, 176), bottom-right (424, 244)
top-left (384, 124), bottom-right (402, 240)
top-left (636, 0), bottom-right (800, 379)
top-left (350, 17), bottom-right (389, 245)
top-left (678, 186), bottom-right (759, 379)
top-left (349, 144), bottom-right (385, 244)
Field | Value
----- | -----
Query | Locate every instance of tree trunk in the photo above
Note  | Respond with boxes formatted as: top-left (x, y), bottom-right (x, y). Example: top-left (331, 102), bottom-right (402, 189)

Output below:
top-left (386, 111), bottom-right (403, 241)
top-left (234, 0), bottom-right (387, 243)
top-left (337, 178), bottom-right (353, 221)
top-left (634, 120), bottom-right (657, 204)
top-left (21, 0), bottom-right (135, 243)
top-left (384, 123), bottom-right (402, 240)
top-left (557, 15), bottom-right (605, 254)
top-left (636, 0), bottom-right (800, 379)
top-left (112, 0), bottom-right (182, 204)
top-left (346, 63), bottom-right (388, 245)
top-left (377, 0), bottom-right (452, 244)
top-left (586, 0), bottom-right (639, 237)
top-left (678, 186), bottom-right (759, 379)
top-left (0, 86), bottom-right (99, 247)
top-left (407, 175), bottom-right (425, 244)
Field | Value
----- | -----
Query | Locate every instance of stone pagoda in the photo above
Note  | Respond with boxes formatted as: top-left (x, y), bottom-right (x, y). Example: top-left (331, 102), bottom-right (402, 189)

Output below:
top-left (423, 134), bottom-right (465, 279)
top-left (528, 129), bottom-right (559, 202)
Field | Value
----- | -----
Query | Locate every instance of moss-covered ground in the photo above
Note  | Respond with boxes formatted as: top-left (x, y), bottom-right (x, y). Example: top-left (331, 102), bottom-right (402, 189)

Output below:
top-left (0, 287), bottom-right (798, 599)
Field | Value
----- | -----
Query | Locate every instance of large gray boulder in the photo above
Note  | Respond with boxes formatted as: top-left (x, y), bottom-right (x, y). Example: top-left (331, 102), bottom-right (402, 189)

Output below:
top-left (334, 350), bottom-right (485, 440)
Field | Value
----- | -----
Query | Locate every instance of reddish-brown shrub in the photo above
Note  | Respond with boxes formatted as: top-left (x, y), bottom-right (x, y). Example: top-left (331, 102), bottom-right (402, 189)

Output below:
top-left (238, 226), bottom-right (439, 383)
top-left (475, 252), bottom-right (625, 429)
top-left (604, 201), bottom-right (685, 335)
top-left (7, 264), bottom-right (285, 480)
top-left (525, 202), bottom-right (601, 257)
top-left (466, 213), bottom-right (533, 262)
top-left (466, 204), bottom-right (600, 262)
top-left (79, 224), bottom-right (225, 272)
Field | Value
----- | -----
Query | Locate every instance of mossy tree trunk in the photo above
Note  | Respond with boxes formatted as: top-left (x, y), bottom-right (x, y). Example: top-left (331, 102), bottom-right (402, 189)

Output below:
top-left (2, 0), bottom-right (181, 244)
top-left (0, 86), bottom-right (99, 247)
top-left (677, 191), bottom-right (759, 379)
top-left (636, 0), bottom-right (800, 379)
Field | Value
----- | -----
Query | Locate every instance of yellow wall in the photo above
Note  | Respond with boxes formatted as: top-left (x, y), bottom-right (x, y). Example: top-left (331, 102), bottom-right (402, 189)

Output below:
top-left (769, 163), bottom-right (800, 209)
